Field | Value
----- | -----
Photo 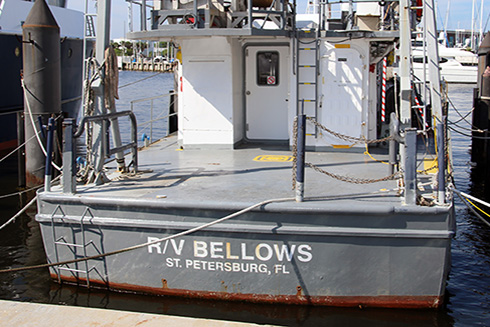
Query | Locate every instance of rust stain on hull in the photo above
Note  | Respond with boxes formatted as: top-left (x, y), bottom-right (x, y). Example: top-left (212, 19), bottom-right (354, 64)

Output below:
top-left (51, 274), bottom-right (442, 309)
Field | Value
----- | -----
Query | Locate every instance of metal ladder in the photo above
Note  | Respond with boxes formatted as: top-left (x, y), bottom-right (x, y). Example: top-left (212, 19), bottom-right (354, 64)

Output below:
top-left (296, 29), bottom-right (320, 137)
top-left (403, 0), bottom-right (443, 127)
top-left (50, 206), bottom-right (97, 287)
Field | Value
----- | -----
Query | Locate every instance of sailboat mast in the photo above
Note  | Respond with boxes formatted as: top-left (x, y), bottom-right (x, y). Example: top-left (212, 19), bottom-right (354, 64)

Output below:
top-left (479, 0), bottom-right (484, 48)
top-left (471, 0), bottom-right (475, 50)
top-left (444, 0), bottom-right (450, 46)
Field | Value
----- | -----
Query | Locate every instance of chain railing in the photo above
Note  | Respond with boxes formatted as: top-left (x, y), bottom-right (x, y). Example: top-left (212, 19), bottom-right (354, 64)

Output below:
top-left (292, 116), bottom-right (401, 191)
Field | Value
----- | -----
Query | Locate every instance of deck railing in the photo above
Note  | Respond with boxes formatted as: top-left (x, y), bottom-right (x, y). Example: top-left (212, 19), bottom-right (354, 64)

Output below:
top-left (129, 90), bottom-right (177, 145)
top-left (62, 111), bottom-right (138, 194)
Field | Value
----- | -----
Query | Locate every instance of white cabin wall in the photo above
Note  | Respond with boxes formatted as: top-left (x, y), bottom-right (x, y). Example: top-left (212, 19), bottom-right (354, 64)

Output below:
top-left (231, 39), bottom-right (244, 144)
top-left (179, 37), bottom-right (235, 148)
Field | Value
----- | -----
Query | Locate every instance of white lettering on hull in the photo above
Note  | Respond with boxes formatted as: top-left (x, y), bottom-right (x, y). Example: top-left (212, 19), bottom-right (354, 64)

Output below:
top-left (147, 237), bottom-right (313, 275)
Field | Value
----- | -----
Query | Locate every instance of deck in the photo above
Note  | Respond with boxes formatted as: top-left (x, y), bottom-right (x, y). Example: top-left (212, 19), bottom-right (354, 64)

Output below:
top-left (69, 135), bottom-right (402, 210)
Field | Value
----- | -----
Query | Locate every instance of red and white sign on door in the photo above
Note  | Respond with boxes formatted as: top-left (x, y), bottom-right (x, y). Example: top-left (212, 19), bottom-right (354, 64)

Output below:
top-left (267, 76), bottom-right (276, 85)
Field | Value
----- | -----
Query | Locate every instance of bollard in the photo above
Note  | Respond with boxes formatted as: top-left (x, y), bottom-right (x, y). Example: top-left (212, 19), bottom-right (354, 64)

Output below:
top-left (404, 128), bottom-right (417, 205)
top-left (44, 118), bottom-right (55, 192)
top-left (389, 112), bottom-right (399, 175)
top-left (62, 119), bottom-right (76, 194)
top-left (295, 115), bottom-right (306, 202)
top-left (436, 120), bottom-right (445, 204)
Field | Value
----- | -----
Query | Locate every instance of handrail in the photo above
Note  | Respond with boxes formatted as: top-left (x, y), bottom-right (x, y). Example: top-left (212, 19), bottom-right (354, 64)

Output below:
top-left (75, 110), bottom-right (138, 171)
top-left (74, 110), bottom-right (137, 139)
top-left (130, 92), bottom-right (172, 105)
top-left (130, 91), bottom-right (176, 143)
top-left (138, 112), bottom-right (177, 128)
top-left (62, 110), bottom-right (139, 193)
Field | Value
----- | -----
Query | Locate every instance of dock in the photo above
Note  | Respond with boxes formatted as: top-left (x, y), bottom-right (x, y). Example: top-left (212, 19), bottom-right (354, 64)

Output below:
top-left (0, 300), bottom-right (274, 326)
top-left (120, 61), bottom-right (174, 72)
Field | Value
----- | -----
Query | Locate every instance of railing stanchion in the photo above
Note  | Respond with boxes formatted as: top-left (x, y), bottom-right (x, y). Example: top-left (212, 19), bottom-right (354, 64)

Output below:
top-left (295, 114), bottom-right (306, 202)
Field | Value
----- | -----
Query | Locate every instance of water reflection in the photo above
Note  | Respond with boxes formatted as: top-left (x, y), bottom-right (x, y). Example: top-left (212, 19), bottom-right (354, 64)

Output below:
top-left (46, 282), bottom-right (454, 327)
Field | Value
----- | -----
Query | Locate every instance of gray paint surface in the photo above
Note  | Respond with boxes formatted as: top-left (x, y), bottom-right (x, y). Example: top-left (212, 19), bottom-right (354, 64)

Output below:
top-left (36, 136), bottom-right (454, 307)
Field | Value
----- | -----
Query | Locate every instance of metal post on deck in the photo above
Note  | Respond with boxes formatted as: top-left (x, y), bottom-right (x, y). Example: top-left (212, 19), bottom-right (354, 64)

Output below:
top-left (295, 114), bottom-right (306, 202)
top-left (389, 137), bottom-right (397, 175)
top-left (389, 112), bottom-right (399, 175)
top-left (141, 0), bottom-right (147, 31)
top-left (44, 118), bottom-right (55, 192)
top-left (404, 128), bottom-right (417, 205)
top-left (150, 99), bottom-right (154, 142)
top-left (436, 119), bottom-right (446, 203)
top-left (247, 0), bottom-right (252, 29)
top-left (62, 119), bottom-right (76, 194)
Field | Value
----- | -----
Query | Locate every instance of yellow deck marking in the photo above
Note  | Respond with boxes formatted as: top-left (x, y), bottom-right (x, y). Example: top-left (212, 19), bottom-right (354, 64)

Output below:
top-left (253, 155), bottom-right (293, 162)
top-left (334, 44), bottom-right (351, 48)
top-left (332, 144), bottom-right (353, 149)
top-left (423, 157), bottom-right (438, 174)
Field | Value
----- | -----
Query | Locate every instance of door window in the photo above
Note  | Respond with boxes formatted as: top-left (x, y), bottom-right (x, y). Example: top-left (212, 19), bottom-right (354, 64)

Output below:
top-left (257, 51), bottom-right (279, 86)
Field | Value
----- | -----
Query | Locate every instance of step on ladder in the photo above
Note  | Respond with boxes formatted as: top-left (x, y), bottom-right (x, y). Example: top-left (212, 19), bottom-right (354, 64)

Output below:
top-left (296, 29), bottom-right (320, 137)
top-left (50, 206), bottom-right (103, 287)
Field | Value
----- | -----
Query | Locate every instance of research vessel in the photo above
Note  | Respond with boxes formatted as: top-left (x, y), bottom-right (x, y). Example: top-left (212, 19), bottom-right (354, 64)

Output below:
top-left (35, 0), bottom-right (455, 308)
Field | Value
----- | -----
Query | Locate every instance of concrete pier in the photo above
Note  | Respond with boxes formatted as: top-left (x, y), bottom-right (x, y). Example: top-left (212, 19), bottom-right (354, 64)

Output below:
top-left (0, 300), bottom-right (274, 327)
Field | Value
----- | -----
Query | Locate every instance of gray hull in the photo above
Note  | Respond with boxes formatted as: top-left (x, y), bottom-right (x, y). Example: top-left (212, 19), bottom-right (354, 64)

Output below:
top-left (36, 138), bottom-right (454, 309)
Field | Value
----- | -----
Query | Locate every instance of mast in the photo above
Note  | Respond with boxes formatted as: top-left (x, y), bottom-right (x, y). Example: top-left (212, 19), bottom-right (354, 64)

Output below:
top-left (479, 0), bottom-right (484, 48)
top-left (443, 0), bottom-right (450, 46)
top-left (398, 0), bottom-right (412, 124)
top-left (90, 0), bottom-right (126, 182)
top-left (472, 0), bottom-right (475, 50)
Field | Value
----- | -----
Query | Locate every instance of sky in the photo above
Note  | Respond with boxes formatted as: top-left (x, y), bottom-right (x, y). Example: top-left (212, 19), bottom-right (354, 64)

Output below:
top-left (65, 0), bottom-right (486, 40)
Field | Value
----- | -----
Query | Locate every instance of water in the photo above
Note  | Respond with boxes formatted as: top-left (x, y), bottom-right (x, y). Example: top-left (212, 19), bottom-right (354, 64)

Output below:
top-left (0, 73), bottom-right (489, 326)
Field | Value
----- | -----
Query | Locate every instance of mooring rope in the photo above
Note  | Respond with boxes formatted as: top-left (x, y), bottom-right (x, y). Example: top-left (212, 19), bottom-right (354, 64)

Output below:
top-left (0, 133), bottom-right (38, 165)
top-left (0, 196), bottom-right (37, 231)
top-left (451, 186), bottom-right (490, 227)
top-left (0, 184), bottom-right (42, 200)
top-left (0, 175), bottom-right (61, 230)
top-left (21, 79), bottom-right (62, 172)
top-left (0, 197), bottom-right (294, 274)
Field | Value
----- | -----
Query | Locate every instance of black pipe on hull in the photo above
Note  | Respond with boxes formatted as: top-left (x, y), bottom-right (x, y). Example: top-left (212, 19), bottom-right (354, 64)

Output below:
top-left (22, 0), bottom-right (61, 187)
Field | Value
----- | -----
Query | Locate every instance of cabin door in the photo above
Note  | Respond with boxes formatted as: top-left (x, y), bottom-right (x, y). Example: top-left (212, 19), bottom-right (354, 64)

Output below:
top-left (320, 47), bottom-right (364, 146)
top-left (245, 46), bottom-right (289, 141)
